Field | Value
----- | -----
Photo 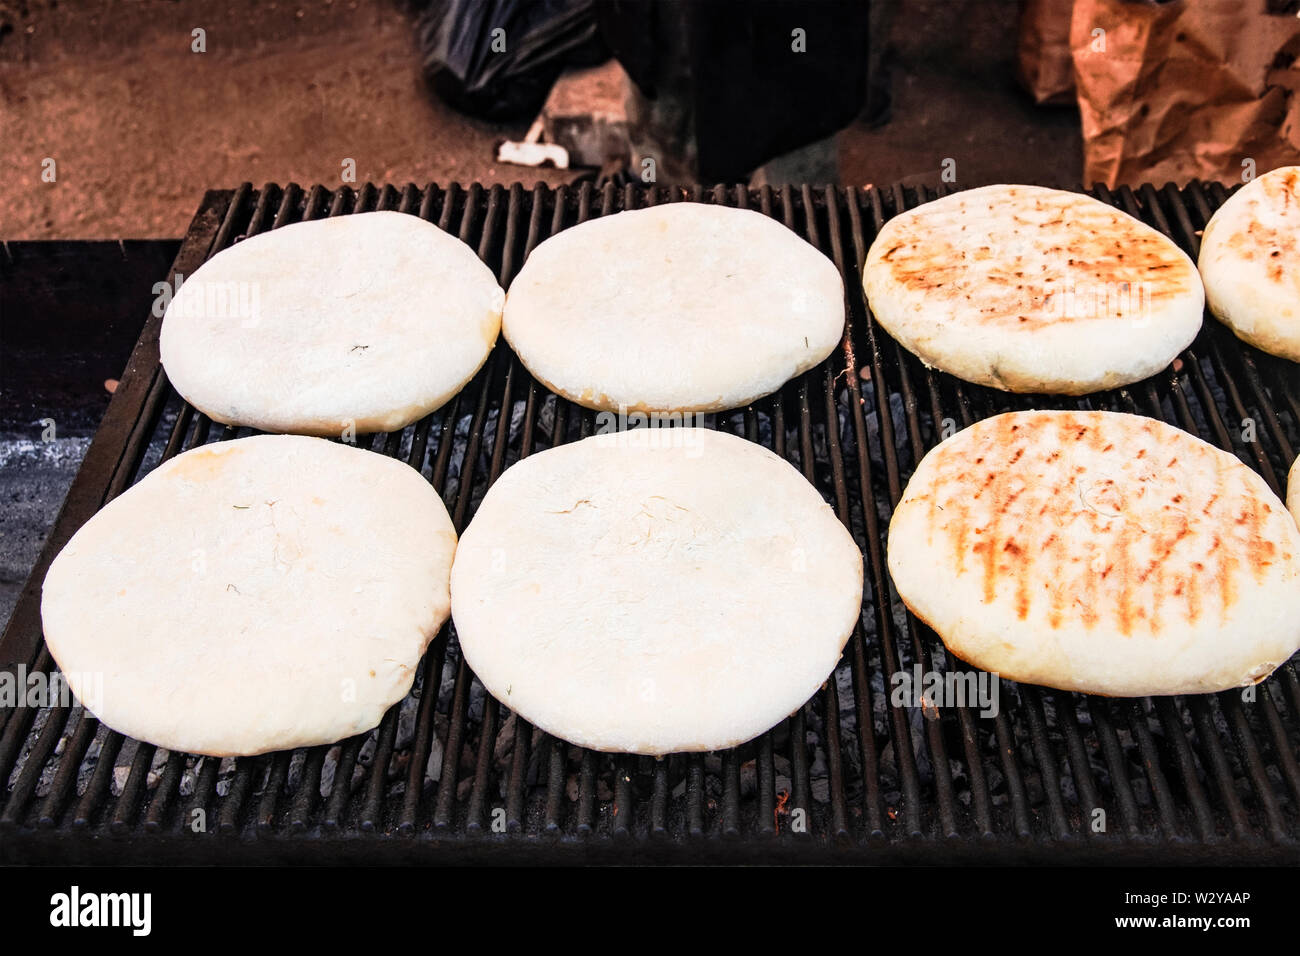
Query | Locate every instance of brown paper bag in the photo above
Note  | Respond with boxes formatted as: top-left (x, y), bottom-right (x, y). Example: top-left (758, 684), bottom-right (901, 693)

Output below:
top-left (1017, 0), bottom-right (1077, 105)
top-left (1070, 0), bottom-right (1300, 187)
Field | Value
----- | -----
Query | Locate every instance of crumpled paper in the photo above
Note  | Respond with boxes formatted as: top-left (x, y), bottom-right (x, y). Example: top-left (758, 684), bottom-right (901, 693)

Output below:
top-left (1069, 0), bottom-right (1300, 187)
top-left (1017, 0), bottom-right (1077, 105)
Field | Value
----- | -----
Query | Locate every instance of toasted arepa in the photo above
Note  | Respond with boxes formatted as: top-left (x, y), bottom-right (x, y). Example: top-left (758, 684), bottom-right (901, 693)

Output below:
top-left (887, 410), bottom-right (1300, 697)
top-left (864, 185), bottom-right (1203, 394)
top-left (1199, 165), bottom-right (1300, 362)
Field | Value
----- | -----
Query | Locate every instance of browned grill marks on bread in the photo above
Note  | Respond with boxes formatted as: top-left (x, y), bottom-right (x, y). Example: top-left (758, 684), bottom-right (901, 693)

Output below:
top-left (919, 411), bottom-right (1286, 637)
top-left (1234, 169), bottom-right (1298, 282)
top-left (1200, 166), bottom-right (1300, 364)
top-left (872, 187), bottom-right (1199, 332)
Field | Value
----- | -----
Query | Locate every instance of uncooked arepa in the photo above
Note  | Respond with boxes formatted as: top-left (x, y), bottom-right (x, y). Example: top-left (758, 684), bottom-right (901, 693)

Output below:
top-left (1199, 165), bottom-right (1300, 362)
top-left (864, 185), bottom-right (1204, 394)
top-left (450, 428), bottom-right (863, 754)
top-left (160, 210), bottom-right (504, 436)
top-left (41, 435), bottom-right (457, 756)
top-left (502, 202), bottom-right (845, 414)
top-left (887, 410), bottom-right (1300, 696)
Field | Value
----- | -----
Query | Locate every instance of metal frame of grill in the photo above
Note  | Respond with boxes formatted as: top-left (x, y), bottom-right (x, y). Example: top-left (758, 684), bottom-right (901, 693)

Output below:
top-left (2, 179), bottom-right (1299, 865)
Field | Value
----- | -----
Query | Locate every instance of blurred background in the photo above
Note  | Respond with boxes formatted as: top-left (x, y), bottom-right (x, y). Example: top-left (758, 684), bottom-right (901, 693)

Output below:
top-left (0, 0), bottom-right (1086, 240)
top-left (5, 0), bottom-right (1299, 240)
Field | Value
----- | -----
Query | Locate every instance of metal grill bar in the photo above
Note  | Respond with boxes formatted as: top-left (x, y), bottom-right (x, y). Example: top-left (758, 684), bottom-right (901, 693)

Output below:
top-left (1, 181), bottom-right (1298, 863)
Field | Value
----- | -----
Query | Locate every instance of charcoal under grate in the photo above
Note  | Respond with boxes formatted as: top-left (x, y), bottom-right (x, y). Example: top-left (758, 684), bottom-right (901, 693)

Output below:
top-left (2, 179), bottom-right (1299, 864)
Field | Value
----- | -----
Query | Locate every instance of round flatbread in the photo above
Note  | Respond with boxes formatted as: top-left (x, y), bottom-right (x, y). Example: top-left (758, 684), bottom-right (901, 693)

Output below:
top-left (501, 203), bottom-right (845, 413)
top-left (864, 185), bottom-right (1204, 394)
top-left (160, 210), bottom-right (504, 436)
top-left (41, 435), bottom-right (456, 756)
top-left (1199, 165), bottom-right (1300, 362)
top-left (888, 410), bottom-right (1300, 697)
top-left (450, 428), bottom-right (863, 754)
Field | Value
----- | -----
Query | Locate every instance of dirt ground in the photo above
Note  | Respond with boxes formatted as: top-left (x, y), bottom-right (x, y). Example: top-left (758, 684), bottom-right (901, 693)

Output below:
top-left (0, 0), bottom-right (1082, 239)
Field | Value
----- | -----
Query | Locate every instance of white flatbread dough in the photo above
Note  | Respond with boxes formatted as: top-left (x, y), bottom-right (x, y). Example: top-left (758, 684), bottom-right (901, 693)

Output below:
top-left (41, 435), bottom-right (457, 757)
top-left (864, 185), bottom-right (1204, 394)
top-left (450, 428), bottom-right (864, 754)
top-left (501, 203), bottom-right (845, 413)
top-left (160, 210), bottom-right (504, 436)
top-left (1199, 165), bottom-right (1300, 362)
top-left (888, 410), bottom-right (1300, 697)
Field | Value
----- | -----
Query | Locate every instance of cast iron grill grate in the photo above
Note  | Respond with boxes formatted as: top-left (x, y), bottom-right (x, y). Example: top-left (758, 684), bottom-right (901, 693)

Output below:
top-left (1, 179), bottom-right (1299, 864)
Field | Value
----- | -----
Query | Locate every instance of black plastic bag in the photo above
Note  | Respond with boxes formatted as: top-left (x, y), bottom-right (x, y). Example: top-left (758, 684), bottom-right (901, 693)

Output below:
top-left (417, 0), bottom-right (608, 120)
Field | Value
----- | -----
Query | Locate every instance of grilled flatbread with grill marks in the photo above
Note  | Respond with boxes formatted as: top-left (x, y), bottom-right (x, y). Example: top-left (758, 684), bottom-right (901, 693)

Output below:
top-left (450, 428), bottom-right (864, 755)
top-left (1199, 165), bottom-right (1300, 362)
top-left (887, 410), bottom-right (1300, 696)
top-left (41, 435), bottom-right (456, 756)
top-left (863, 185), bottom-right (1204, 395)
top-left (160, 210), bottom-right (504, 437)
top-left (502, 202), bottom-right (845, 414)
